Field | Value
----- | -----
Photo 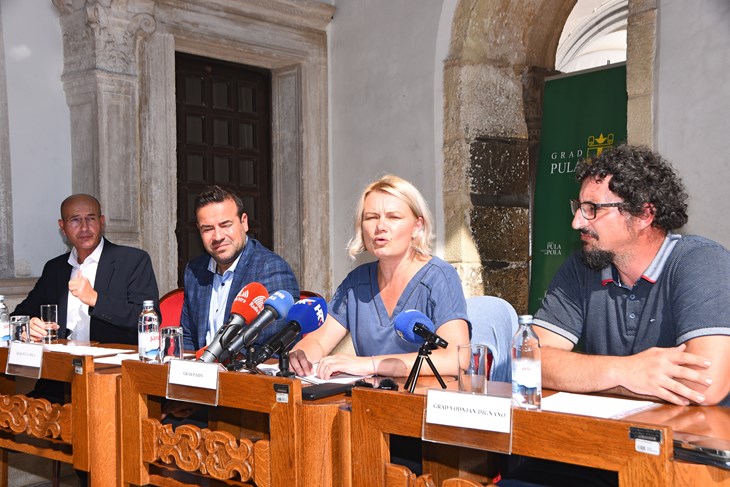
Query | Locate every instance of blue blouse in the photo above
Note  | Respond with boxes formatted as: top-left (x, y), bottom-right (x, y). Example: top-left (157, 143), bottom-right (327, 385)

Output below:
top-left (329, 256), bottom-right (469, 356)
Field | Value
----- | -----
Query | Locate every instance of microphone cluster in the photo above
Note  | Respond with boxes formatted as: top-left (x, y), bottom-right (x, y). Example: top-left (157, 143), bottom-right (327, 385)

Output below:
top-left (198, 282), bottom-right (327, 370)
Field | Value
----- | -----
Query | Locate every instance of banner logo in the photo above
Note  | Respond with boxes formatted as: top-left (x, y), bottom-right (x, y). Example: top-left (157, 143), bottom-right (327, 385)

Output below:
top-left (540, 241), bottom-right (562, 256)
top-left (587, 132), bottom-right (614, 158)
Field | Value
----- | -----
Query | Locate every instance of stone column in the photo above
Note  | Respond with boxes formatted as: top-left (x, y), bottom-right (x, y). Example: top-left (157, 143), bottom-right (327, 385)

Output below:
top-left (52, 0), bottom-right (155, 250)
top-left (0, 3), bottom-right (14, 278)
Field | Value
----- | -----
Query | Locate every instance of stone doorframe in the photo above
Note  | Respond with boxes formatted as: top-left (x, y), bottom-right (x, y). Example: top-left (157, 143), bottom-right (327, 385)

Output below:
top-left (51, 0), bottom-right (334, 296)
top-left (442, 0), bottom-right (656, 313)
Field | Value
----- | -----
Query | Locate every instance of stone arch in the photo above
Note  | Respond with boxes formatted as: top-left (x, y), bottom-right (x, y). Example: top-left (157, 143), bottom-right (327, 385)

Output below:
top-left (443, 0), bottom-right (656, 312)
top-left (442, 0), bottom-right (577, 312)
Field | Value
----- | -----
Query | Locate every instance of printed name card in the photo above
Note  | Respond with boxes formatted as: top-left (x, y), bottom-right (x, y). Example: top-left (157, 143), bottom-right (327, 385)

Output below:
top-left (425, 388), bottom-right (512, 433)
top-left (166, 359), bottom-right (220, 406)
top-left (6, 342), bottom-right (44, 378)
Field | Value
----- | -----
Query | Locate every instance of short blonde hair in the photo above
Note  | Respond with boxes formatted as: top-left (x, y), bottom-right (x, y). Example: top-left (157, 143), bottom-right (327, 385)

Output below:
top-left (347, 175), bottom-right (433, 259)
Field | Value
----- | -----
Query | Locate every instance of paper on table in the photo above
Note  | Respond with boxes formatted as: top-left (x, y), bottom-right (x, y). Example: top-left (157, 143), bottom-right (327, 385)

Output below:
top-left (252, 362), bottom-right (371, 384)
top-left (43, 343), bottom-right (136, 357)
top-left (299, 362), bottom-right (371, 385)
top-left (541, 392), bottom-right (659, 419)
top-left (94, 354), bottom-right (140, 365)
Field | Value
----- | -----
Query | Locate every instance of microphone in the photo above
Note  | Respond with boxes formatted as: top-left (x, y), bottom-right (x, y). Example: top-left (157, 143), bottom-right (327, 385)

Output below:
top-left (249, 297), bottom-right (327, 366)
top-left (394, 309), bottom-right (448, 349)
top-left (223, 290), bottom-right (295, 359)
top-left (198, 282), bottom-right (269, 363)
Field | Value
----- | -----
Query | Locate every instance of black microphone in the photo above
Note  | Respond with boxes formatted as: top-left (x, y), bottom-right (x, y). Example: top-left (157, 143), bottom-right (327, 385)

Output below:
top-left (199, 282), bottom-right (268, 363)
top-left (222, 290), bottom-right (294, 359)
top-left (249, 296), bottom-right (327, 366)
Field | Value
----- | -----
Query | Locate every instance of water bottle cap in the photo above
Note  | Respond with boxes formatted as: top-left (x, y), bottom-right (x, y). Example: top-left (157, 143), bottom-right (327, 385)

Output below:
top-left (143, 300), bottom-right (154, 307)
top-left (518, 315), bottom-right (534, 325)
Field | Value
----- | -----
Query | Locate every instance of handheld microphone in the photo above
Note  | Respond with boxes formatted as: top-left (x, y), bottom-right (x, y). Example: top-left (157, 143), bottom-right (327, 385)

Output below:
top-left (249, 297), bottom-right (327, 366)
top-left (198, 282), bottom-right (269, 363)
top-left (394, 309), bottom-right (448, 349)
top-left (223, 290), bottom-right (295, 359)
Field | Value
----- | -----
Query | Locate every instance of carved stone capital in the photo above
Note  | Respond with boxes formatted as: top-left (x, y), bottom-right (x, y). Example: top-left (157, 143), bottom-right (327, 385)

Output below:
top-left (54, 0), bottom-right (156, 76)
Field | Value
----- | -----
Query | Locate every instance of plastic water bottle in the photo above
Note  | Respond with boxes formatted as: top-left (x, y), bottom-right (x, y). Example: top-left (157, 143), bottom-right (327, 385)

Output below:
top-left (512, 314), bottom-right (541, 409)
top-left (138, 300), bottom-right (160, 362)
top-left (0, 296), bottom-right (9, 345)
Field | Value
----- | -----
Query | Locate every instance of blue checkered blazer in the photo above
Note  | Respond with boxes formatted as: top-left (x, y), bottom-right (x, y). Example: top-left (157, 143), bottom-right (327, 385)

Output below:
top-left (180, 238), bottom-right (299, 351)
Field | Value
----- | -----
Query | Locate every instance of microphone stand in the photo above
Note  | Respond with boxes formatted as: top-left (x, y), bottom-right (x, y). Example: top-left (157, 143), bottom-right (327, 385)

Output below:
top-left (276, 343), bottom-right (296, 378)
top-left (404, 337), bottom-right (447, 393)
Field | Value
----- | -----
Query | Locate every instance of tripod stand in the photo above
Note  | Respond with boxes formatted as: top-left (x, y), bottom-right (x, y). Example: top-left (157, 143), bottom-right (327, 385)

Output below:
top-left (404, 339), bottom-right (447, 393)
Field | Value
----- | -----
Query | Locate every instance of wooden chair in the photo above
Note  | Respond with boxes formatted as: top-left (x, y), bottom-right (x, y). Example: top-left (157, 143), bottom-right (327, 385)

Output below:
top-left (121, 360), bottom-right (303, 486)
top-left (0, 347), bottom-right (119, 486)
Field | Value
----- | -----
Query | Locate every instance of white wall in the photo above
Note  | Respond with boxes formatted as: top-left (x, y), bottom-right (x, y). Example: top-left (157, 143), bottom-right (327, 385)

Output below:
top-left (656, 0), bottom-right (730, 249)
top-left (2, 0), bottom-right (71, 277)
top-left (328, 0), bottom-right (455, 288)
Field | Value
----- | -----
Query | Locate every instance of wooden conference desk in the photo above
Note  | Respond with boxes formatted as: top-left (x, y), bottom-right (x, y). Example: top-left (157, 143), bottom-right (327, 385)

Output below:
top-left (0, 344), bottom-right (122, 487)
top-left (350, 382), bottom-right (730, 487)
top-left (121, 360), bottom-right (350, 487)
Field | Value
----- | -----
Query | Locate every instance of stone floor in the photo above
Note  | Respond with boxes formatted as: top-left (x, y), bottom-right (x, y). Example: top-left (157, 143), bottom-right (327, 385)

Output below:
top-left (8, 449), bottom-right (79, 486)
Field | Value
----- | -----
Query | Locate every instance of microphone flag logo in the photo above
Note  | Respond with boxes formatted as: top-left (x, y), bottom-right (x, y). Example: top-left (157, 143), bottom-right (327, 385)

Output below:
top-left (250, 295), bottom-right (266, 314)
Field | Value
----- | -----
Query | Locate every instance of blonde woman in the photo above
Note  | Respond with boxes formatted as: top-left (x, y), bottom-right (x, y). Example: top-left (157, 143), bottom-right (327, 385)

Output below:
top-left (289, 175), bottom-right (469, 379)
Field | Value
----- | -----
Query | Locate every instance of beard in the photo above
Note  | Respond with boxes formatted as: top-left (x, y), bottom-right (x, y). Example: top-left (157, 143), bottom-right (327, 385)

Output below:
top-left (581, 248), bottom-right (614, 270)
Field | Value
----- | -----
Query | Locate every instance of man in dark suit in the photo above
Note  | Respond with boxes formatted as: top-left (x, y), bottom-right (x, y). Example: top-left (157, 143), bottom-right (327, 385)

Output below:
top-left (13, 194), bottom-right (159, 344)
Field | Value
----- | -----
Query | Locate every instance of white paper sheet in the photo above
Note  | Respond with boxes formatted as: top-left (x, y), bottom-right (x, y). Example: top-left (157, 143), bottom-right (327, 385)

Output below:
top-left (252, 362), bottom-right (370, 384)
top-left (43, 344), bottom-right (135, 357)
top-left (541, 392), bottom-right (659, 419)
top-left (93, 354), bottom-right (141, 365)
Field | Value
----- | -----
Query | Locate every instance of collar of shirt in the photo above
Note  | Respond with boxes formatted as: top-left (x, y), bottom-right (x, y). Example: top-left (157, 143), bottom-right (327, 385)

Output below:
top-left (205, 251), bottom-right (243, 345)
top-left (601, 233), bottom-right (681, 288)
top-left (66, 237), bottom-right (105, 341)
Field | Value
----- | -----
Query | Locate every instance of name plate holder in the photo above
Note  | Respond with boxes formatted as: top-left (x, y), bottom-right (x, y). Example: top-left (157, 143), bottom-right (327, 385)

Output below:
top-left (422, 388), bottom-right (514, 454)
top-left (166, 359), bottom-right (220, 406)
top-left (5, 342), bottom-right (44, 379)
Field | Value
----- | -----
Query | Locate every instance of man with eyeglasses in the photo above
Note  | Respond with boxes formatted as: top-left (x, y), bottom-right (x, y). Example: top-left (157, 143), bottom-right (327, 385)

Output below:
top-left (13, 194), bottom-right (159, 345)
top-left (500, 145), bottom-right (730, 487)
top-left (532, 145), bottom-right (730, 408)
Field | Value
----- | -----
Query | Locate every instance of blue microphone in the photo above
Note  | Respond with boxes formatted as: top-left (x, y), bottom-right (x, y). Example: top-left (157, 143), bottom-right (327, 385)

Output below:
top-left (250, 297), bottom-right (327, 365)
top-left (394, 309), bottom-right (448, 349)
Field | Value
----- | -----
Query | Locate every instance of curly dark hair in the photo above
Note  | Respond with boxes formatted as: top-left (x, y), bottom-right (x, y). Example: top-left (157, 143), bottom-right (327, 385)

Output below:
top-left (194, 185), bottom-right (245, 218)
top-left (574, 145), bottom-right (688, 232)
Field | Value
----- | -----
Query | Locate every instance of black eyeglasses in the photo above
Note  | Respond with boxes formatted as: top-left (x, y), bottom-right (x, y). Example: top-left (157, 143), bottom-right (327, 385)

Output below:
top-left (570, 199), bottom-right (625, 220)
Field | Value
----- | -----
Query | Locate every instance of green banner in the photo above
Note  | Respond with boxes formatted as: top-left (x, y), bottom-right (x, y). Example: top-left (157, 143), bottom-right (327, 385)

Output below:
top-left (528, 64), bottom-right (627, 313)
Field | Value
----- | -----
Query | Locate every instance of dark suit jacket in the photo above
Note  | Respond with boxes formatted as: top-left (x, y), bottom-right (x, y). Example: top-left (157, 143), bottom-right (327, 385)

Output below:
top-left (13, 239), bottom-right (159, 345)
top-left (181, 238), bottom-right (299, 351)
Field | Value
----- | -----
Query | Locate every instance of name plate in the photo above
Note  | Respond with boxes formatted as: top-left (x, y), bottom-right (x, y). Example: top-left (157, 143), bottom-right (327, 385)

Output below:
top-left (426, 389), bottom-right (512, 433)
top-left (166, 359), bottom-right (220, 406)
top-left (6, 342), bottom-right (44, 378)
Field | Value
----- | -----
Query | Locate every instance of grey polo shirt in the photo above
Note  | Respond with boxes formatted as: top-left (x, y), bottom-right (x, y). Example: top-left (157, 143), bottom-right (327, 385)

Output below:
top-left (534, 234), bottom-right (730, 406)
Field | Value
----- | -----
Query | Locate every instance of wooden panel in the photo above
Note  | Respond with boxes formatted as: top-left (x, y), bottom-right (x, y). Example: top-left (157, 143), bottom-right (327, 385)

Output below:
top-left (121, 360), bottom-right (304, 486)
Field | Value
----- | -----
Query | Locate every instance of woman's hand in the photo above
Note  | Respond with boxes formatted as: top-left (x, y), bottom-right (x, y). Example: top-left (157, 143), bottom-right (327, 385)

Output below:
top-left (288, 349), bottom-right (314, 376)
top-left (316, 354), bottom-right (374, 379)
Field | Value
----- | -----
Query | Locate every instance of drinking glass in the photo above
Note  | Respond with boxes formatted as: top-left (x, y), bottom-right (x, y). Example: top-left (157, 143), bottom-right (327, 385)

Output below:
top-left (40, 304), bottom-right (58, 343)
top-left (160, 326), bottom-right (184, 363)
top-left (10, 315), bottom-right (30, 342)
top-left (458, 343), bottom-right (491, 394)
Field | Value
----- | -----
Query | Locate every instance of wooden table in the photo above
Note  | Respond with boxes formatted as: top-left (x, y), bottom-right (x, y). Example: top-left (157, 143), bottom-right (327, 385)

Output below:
top-left (120, 360), bottom-right (350, 487)
top-left (350, 381), bottom-right (730, 487)
top-left (0, 344), bottom-right (123, 487)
